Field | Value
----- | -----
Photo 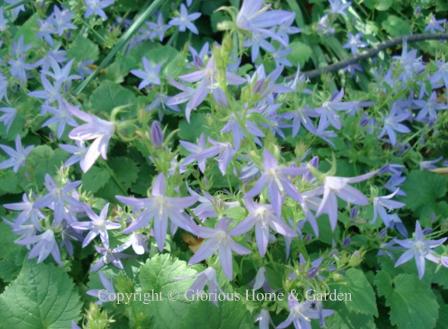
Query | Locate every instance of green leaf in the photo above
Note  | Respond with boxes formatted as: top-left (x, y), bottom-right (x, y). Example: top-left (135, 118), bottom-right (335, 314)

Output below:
top-left (0, 261), bottom-right (82, 329)
top-left (435, 304), bottom-right (448, 329)
top-left (108, 157), bottom-right (139, 191)
top-left (134, 254), bottom-right (255, 329)
top-left (375, 0), bottom-right (393, 10)
top-left (67, 35), bottom-right (99, 62)
top-left (115, 0), bottom-right (148, 11)
top-left (19, 145), bottom-right (66, 189)
top-left (326, 305), bottom-right (377, 329)
top-left (335, 268), bottom-right (378, 316)
top-left (14, 14), bottom-right (43, 47)
top-left (130, 160), bottom-right (152, 195)
top-left (164, 52), bottom-right (187, 78)
top-left (402, 170), bottom-right (447, 222)
top-left (382, 15), bottom-right (411, 37)
top-left (81, 166), bottom-right (111, 193)
top-left (145, 45), bottom-right (178, 67)
top-left (385, 274), bottom-right (439, 329)
top-left (0, 169), bottom-right (21, 196)
top-left (287, 41), bottom-right (313, 67)
top-left (0, 106), bottom-right (26, 141)
top-left (374, 269), bottom-right (393, 299)
top-left (365, 0), bottom-right (393, 10)
top-left (178, 113), bottom-right (208, 142)
top-left (111, 43), bottom-right (181, 81)
top-left (139, 254), bottom-right (197, 294)
top-left (90, 81), bottom-right (136, 114)
top-left (432, 266), bottom-right (448, 289)
top-left (0, 222), bottom-right (26, 282)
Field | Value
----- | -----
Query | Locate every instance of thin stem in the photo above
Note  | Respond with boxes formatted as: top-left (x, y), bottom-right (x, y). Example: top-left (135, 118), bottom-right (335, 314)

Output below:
top-left (303, 33), bottom-right (448, 79)
top-left (75, 0), bottom-right (166, 95)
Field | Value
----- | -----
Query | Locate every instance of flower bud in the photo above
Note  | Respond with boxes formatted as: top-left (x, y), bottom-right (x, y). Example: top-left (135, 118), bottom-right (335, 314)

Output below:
top-left (150, 121), bottom-right (163, 147)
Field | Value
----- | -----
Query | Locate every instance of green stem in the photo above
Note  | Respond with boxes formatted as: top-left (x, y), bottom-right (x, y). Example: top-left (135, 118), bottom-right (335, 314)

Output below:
top-left (75, 0), bottom-right (166, 95)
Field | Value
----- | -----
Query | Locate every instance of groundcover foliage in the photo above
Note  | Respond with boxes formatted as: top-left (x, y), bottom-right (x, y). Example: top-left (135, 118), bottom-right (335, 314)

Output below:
top-left (1, 0), bottom-right (448, 328)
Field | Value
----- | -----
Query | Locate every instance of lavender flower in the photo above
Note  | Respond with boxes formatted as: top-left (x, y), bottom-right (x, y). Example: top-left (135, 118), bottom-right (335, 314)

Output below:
top-left (35, 175), bottom-right (83, 225)
top-left (413, 92), bottom-right (448, 124)
top-left (188, 188), bottom-right (239, 222)
top-left (189, 218), bottom-right (251, 279)
top-left (373, 189), bottom-right (406, 235)
top-left (16, 229), bottom-right (62, 265)
top-left (272, 48), bottom-right (292, 67)
top-left (0, 135), bottom-right (34, 173)
top-left (29, 75), bottom-right (63, 105)
top-left (275, 15), bottom-right (301, 45)
top-left (430, 61), bottom-right (448, 89)
top-left (174, 54), bottom-right (244, 121)
top-left (43, 58), bottom-right (80, 88)
top-left (52, 6), bottom-right (76, 35)
top-left (146, 13), bottom-right (169, 42)
top-left (393, 41), bottom-right (425, 83)
top-left (189, 43), bottom-right (210, 68)
top-left (231, 199), bottom-right (295, 256)
top-left (168, 4), bottom-right (201, 34)
top-left (298, 189), bottom-right (322, 237)
top-left (131, 57), bottom-right (161, 89)
top-left (236, 0), bottom-right (294, 48)
top-left (84, 0), bottom-right (114, 20)
top-left (186, 267), bottom-right (222, 304)
top-left (0, 73), bottom-right (7, 101)
top-left (256, 309), bottom-right (272, 329)
top-left (253, 266), bottom-right (267, 290)
top-left (8, 37), bottom-right (34, 84)
top-left (424, 15), bottom-right (446, 33)
top-left (343, 33), bottom-right (367, 55)
top-left (91, 245), bottom-right (125, 272)
top-left (38, 16), bottom-right (56, 45)
top-left (4, 192), bottom-right (44, 226)
top-left (221, 111), bottom-right (265, 149)
top-left (394, 221), bottom-right (446, 279)
top-left (283, 106), bottom-right (319, 137)
top-left (181, 136), bottom-right (236, 175)
top-left (316, 171), bottom-right (376, 230)
top-left (179, 133), bottom-right (208, 172)
top-left (114, 232), bottom-right (148, 255)
top-left (166, 79), bottom-right (196, 112)
top-left (314, 89), bottom-right (367, 130)
top-left (420, 157), bottom-right (444, 171)
top-left (0, 107), bottom-right (16, 132)
top-left (150, 120), bottom-right (164, 147)
top-left (246, 150), bottom-right (303, 215)
top-left (41, 101), bottom-right (78, 138)
top-left (86, 271), bottom-right (115, 304)
top-left (379, 104), bottom-right (411, 146)
top-left (5, 0), bottom-right (25, 20)
top-left (328, 0), bottom-right (351, 15)
top-left (317, 14), bottom-right (335, 35)
top-left (68, 103), bottom-right (115, 172)
top-left (244, 32), bottom-right (276, 63)
top-left (117, 174), bottom-right (197, 251)
top-left (277, 294), bottom-right (333, 329)
top-left (72, 203), bottom-right (120, 248)
top-left (59, 141), bottom-right (88, 168)
top-left (0, 8), bottom-right (6, 32)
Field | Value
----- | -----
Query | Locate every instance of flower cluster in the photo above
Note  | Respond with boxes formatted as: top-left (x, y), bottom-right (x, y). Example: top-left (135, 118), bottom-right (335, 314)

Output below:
top-left (1, 0), bottom-right (447, 328)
